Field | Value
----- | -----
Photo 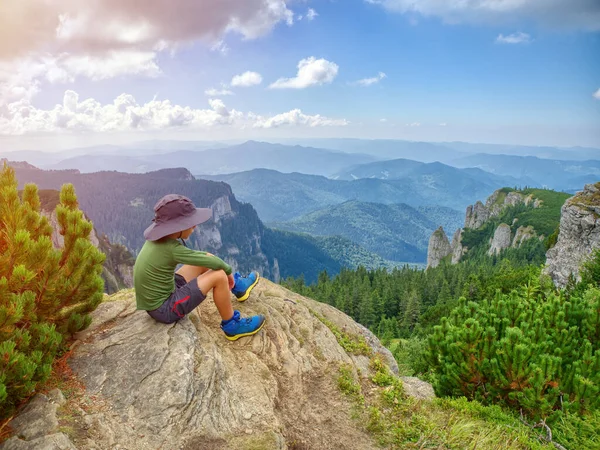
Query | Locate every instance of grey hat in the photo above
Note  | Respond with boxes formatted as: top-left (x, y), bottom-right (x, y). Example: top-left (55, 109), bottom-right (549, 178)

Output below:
top-left (144, 194), bottom-right (212, 241)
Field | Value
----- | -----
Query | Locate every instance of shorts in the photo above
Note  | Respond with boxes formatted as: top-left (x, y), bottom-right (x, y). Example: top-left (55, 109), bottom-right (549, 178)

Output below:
top-left (147, 274), bottom-right (206, 324)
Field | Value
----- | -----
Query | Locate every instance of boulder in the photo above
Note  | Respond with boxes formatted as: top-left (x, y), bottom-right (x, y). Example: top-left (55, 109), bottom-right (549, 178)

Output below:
top-left (3, 281), bottom-right (434, 450)
top-left (545, 183), bottom-right (600, 287)
top-left (427, 227), bottom-right (452, 269)
top-left (488, 223), bottom-right (512, 256)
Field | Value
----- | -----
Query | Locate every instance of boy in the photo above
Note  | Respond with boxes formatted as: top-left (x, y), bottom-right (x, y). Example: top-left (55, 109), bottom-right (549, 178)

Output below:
top-left (133, 194), bottom-right (265, 340)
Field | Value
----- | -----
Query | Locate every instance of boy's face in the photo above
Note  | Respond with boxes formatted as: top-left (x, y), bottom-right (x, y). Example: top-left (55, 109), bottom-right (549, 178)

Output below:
top-left (181, 226), bottom-right (196, 239)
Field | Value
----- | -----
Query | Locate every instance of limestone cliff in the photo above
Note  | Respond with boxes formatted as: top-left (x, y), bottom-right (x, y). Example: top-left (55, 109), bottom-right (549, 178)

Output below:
top-left (0, 280), bottom-right (432, 450)
top-left (427, 226), bottom-right (452, 269)
top-left (427, 188), bottom-right (548, 266)
top-left (488, 223), bottom-right (512, 255)
top-left (545, 183), bottom-right (600, 287)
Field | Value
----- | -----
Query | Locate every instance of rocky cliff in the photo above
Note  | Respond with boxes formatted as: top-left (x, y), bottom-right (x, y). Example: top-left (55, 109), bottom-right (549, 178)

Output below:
top-left (12, 166), bottom-right (287, 283)
top-left (427, 188), bottom-right (548, 267)
top-left (426, 227), bottom-right (452, 269)
top-left (0, 280), bottom-right (433, 450)
top-left (545, 182), bottom-right (600, 287)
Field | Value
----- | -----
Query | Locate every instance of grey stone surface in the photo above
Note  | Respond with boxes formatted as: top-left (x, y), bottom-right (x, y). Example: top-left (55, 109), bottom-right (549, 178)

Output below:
top-left (8, 394), bottom-right (58, 441)
top-left (488, 223), bottom-right (512, 255)
top-left (400, 377), bottom-right (435, 400)
top-left (512, 225), bottom-right (536, 248)
top-left (427, 226), bottom-right (452, 269)
top-left (0, 433), bottom-right (76, 450)
top-left (545, 183), bottom-right (600, 287)
top-left (57, 281), bottom-right (398, 449)
top-left (450, 228), bottom-right (465, 264)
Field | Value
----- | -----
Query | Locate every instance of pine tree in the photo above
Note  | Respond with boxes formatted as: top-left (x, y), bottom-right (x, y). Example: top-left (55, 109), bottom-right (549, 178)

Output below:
top-left (0, 164), bottom-right (105, 414)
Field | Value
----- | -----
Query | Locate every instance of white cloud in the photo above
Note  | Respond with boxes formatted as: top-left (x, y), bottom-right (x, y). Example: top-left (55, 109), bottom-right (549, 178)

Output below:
top-left (269, 57), bottom-right (339, 89)
top-left (439, 122), bottom-right (447, 126)
top-left (210, 40), bottom-right (230, 55)
top-left (0, 0), bottom-right (295, 60)
top-left (252, 109), bottom-right (348, 128)
top-left (496, 32), bottom-right (532, 44)
top-left (307, 9), bottom-right (319, 20)
top-left (0, 52), bottom-right (161, 108)
top-left (353, 72), bottom-right (386, 86)
top-left (231, 71), bottom-right (263, 87)
top-left (0, 90), bottom-right (347, 135)
top-left (365, 0), bottom-right (600, 31)
top-left (380, 118), bottom-right (387, 122)
top-left (593, 88), bottom-right (600, 100)
top-left (406, 122), bottom-right (421, 127)
top-left (205, 88), bottom-right (234, 96)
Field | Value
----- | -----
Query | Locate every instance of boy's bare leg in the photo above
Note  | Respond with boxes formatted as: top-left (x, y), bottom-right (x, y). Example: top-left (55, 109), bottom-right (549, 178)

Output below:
top-left (176, 265), bottom-right (210, 282)
top-left (196, 270), bottom-right (234, 321)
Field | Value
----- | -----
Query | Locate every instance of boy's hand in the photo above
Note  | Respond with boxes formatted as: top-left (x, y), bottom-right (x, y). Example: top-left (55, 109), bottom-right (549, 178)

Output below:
top-left (228, 273), bottom-right (235, 290)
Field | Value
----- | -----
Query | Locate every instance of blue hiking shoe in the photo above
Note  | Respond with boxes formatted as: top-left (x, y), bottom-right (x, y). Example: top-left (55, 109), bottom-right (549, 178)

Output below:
top-left (221, 310), bottom-right (266, 341)
top-left (231, 271), bottom-right (260, 302)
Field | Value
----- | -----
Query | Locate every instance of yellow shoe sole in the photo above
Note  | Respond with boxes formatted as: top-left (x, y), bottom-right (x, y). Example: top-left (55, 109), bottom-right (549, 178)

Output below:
top-left (235, 273), bottom-right (260, 302)
top-left (224, 319), bottom-right (266, 341)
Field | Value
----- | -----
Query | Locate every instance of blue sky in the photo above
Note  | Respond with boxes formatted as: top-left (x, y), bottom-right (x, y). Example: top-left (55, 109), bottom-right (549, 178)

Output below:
top-left (0, 0), bottom-right (599, 150)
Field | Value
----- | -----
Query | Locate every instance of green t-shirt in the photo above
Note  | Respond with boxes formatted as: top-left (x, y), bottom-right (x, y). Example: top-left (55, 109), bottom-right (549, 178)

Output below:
top-left (133, 239), bottom-right (232, 311)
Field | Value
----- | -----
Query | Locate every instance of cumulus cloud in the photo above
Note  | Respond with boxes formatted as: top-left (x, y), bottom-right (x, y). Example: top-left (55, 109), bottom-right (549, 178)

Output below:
top-left (0, 90), bottom-right (347, 135)
top-left (0, 0), bottom-right (295, 60)
top-left (231, 71), bottom-right (263, 87)
top-left (269, 57), bottom-right (339, 89)
top-left (307, 9), bottom-right (319, 20)
top-left (593, 88), bottom-right (600, 100)
top-left (365, 0), bottom-right (600, 31)
top-left (252, 109), bottom-right (349, 128)
top-left (204, 88), bottom-right (234, 96)
top-left (353, 72), bottom-right (387, 86)
top-left (496, 32), bottom-right (532, 44)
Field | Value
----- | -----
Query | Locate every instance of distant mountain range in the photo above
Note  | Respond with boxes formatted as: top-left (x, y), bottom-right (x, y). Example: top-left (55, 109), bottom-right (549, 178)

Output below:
top-left (19, 141), bottom-right (377, 177)
top-left (10, 164), bottom-right (397, 283)
top-left (448, 154), bottom-right (600, 191)
top-left (201, 165), bottom-right (517, 222)
top-left (269, 200), bottom-right (463, 263)
top-left (270, 138), bottom-right (600, 162)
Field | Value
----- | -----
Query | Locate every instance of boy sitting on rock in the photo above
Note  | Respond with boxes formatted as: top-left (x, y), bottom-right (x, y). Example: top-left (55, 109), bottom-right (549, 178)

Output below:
top-left (133, 194), bottom-right (264, 340)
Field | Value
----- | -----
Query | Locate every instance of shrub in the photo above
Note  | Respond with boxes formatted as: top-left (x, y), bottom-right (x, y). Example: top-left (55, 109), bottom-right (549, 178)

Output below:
top-left (0, 164), bottom-right (105, 415)
top-left (427, 276), bottom-right (600, 420)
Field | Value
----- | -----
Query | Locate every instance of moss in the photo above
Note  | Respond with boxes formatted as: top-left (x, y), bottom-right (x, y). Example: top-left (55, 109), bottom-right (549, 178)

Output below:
top-left (309, 309), bottom-right (372, 356)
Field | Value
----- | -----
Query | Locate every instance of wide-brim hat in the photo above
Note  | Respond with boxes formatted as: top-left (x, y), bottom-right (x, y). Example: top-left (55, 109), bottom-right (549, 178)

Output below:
top-left (144, 194), bottom-right (212, 241)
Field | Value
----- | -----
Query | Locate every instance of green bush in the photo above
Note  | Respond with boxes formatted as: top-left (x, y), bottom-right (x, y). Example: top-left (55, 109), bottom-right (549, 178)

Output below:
top-left (427, 278), bottom-right (600, 420)
top-left (0, 164), bottom-right (105, 415)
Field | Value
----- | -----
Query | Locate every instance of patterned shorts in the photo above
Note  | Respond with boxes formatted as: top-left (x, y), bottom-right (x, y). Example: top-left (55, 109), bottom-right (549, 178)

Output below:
top-left (147, 274), bottom-right (206, 324)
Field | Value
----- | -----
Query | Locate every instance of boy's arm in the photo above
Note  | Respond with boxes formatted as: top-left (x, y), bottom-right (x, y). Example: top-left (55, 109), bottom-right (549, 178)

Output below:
top-left (172, 244), bottom-right (232, 275)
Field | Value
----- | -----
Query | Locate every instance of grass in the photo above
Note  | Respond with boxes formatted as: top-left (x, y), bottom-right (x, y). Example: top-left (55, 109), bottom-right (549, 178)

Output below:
top-left (334, 352), bottom-right (556, 449)
top-left (309, 309), bottom-right (372, 356)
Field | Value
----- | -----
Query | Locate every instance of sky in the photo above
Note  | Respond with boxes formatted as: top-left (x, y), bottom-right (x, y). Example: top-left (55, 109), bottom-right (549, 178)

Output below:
top-left (0, 0), bottom-right (599, 151)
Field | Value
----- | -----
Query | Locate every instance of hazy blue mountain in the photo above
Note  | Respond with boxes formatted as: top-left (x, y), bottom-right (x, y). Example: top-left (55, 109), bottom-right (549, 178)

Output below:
top-left (202, 166), bottom-right (516, 222)
top-left (269, 138), bottom-right (465, 163)
top-left (333, 158), bottom-right (526, 187)
top-left (43, 140), bottom-right (378, 176)
top-left (49, 155), bottom-right (165, 173)
top-left (269, 200), bottom-right (462, 263)
top-left (448, 154), bottom-right (600, 190)
top-left (441, 142), bottom-right (600, 161)
top-left (272, 138), bottom-right (600, 162)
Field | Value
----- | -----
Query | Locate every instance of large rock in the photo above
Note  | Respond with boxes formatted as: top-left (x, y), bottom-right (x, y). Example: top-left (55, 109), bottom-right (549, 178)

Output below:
top-left (465, 201), bottom-right (489, 229)
top-left (3, 281), bottom-right (432, 450)
top-left (427, 227), bottom-right (452, 269)
top-left (512, 225), bottom-right (536, 248)
top-left (450, 229), bottom-right (465, 264)
top-left (488, 223), bottom-right (512, 255)
top-left (545, 183), bottom-right (600, 287)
